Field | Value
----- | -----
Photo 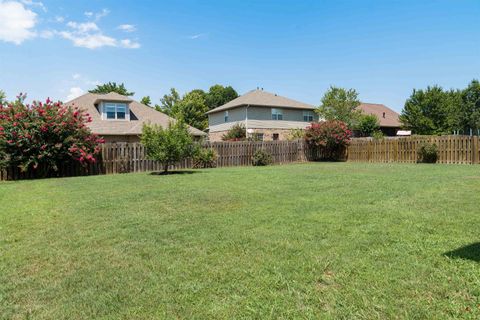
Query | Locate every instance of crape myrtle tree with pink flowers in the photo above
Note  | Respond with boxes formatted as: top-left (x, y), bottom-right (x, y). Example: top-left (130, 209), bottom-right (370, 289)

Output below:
top-left (304, 120), bottom-right (352, 161)
top-left (0, 93), bottom-right (104, 177)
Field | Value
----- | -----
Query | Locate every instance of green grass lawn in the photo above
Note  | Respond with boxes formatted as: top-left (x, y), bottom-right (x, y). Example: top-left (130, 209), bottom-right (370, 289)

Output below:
top-left (1, 163), bottom-right (480, 319)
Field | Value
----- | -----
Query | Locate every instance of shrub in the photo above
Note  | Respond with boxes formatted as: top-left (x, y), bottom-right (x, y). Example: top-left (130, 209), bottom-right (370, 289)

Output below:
top-left (141, 120), bottom-right (195, 173)
top-left (304, 120), bottom-right (352, 160)
top-left (222, 123), bottom-right (246, 141)
top-left (372, 130), bottom-right (385, 140)
top-left (356, 114), bottom-right (380, 137)
top-left (193, 148), bottom-right (217, 168)
top-left (417, 142), bottom-right (438, 163)
top-left (287, 128), bottom-right (305, 140)
top-left (252, 149), bottom-right (272, 166)
top-left (0, 94), bottom-right (104, 176)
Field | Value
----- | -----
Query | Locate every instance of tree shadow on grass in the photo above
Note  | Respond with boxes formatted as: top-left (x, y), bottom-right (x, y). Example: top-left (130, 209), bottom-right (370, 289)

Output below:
top-left (444, 243), bottom-right (480, 262)
top-left (149, 170), bottom-right (198, 176)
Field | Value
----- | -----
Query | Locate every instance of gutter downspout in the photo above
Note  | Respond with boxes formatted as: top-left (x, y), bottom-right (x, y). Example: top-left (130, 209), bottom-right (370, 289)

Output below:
top-left (245, 104), bottom-right (250, 139)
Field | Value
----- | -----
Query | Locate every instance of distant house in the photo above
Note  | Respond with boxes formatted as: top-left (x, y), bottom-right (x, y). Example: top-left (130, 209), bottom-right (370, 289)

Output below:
top-left (206, 89), bottom-right (318, 141)
top-left (357, 103), bottom-right (402, 136)
top-left (64, 92), bottom-right (206, 143)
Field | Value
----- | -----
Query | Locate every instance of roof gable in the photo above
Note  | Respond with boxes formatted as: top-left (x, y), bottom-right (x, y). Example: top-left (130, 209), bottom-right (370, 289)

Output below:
top-left (206, 89), bottom-right (315, 114)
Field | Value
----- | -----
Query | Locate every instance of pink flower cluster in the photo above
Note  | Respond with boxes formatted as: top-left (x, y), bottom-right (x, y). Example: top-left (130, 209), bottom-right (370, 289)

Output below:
top-left (0, 94), bottom-right (105, 172)
top-left (305, 120), bottom-right (352, 149)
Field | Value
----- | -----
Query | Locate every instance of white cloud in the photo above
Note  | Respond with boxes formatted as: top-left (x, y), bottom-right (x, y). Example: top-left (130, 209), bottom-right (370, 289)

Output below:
top-left (120, 39), bottom-right (140, 49)
top-left (84, 9), bottom-right (108, 20)
top-left (54, 15), bottom-right (64, 23)
top-left (66, 87), bottom-right (84, 101)
top-left (59, 31), bottom-right (117, 49)
top-left (21, 0), bottom-right (46, 12)
top-left (84, 11), bottom-right (93, 18)
top-left (189, 33), bottom-right (207, 40)
top-left (39, 29), bottom-right (54, 39)
top-left (0, 1), bottom-right (37, 44)
top-left (72, 73), bottom-right (81, 80)
top-left (66, 21), bottom-right (99, 33)
top-left (117, 24), bottom-right (136, 32)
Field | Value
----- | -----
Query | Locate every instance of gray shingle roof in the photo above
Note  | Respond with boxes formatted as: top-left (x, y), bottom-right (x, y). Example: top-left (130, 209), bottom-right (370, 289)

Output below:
top-left (64, 92), bottom-right (206, 136)
top-left (206, 89), bottom-right (315, 114)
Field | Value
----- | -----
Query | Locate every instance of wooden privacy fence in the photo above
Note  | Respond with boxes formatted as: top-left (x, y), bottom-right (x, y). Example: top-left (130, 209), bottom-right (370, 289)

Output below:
top-left (348, 135), bottom-right (480, 164)
top-left (0, 140), bottom-right (314, 180)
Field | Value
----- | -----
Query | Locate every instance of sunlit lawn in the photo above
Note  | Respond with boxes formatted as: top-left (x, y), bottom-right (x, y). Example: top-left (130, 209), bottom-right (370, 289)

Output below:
top-left (1, 163), bottom-right (479, 319)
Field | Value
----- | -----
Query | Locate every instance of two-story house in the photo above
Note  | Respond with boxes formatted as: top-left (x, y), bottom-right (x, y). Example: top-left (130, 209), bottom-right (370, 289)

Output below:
top-left (64, 92), bottom-right (206, 143)
top-left (206, 89), bottom-right (318, 141)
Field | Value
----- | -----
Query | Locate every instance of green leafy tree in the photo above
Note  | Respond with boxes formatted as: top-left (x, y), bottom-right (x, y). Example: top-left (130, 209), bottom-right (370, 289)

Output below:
top-left (400, 86), bottom-right (461, 135)
top-left (205, 85), bottom-right (238, 110)
top-left (89, 82), bottom-right (134, 96)
top-left (141, 120), bottom-right (195, 173)
top-left (356, 114), bottom-right (380, 137)
top-left (0, 90), bottom-right (6, 105)
top-left (460, 80), bottom-right (480, 135)
top-left (171, 90), bottom-right (208, 130)
top-left (316, 86), bottom-right (361, 128)
top-left (158, 88), bottom-right (181, 115)
top-left (141, 96), bottom-right (152, 107)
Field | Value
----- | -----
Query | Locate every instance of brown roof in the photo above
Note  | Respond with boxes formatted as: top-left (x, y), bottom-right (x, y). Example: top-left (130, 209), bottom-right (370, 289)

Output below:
top-left (206, 89), bottom-right (315, 114)
top-left (357, 103), bottom-right (401, 128)
top-left (64, 92), bottom-right (206, 136)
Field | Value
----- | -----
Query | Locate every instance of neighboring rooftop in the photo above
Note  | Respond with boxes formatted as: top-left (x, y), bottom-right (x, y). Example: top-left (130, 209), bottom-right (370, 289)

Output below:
top-left (357, 103), bottom-right (401, 128)
top-left (206, 89), bottom-right (315, 114)
top-left (64, 92), bottom-right (206, 136)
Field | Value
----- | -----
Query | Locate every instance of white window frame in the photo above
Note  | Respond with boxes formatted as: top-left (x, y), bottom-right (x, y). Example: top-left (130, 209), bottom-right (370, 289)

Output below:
top-left (303, 111), bottom-right (314, 122)
top-left (224, 110), bottom-right (229, 122)
top-left (101, 102), bottom-right (130, 121)
top-left (271, 108), bottom-right (283, 120)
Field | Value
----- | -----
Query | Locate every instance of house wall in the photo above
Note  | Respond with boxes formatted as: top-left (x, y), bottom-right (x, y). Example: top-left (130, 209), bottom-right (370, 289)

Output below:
top-left (102, 135), bottom-right (141, 143)
top-left (208, 106), bottom-right (246, 126)
top-left (209, 128), bottom-right (296, 142)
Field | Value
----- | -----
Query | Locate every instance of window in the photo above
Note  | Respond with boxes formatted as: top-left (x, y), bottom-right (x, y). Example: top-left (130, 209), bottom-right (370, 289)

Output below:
top-left (103, 103), bottom-right (129, 120)
top-left (272, 133), bottom-right (279, 141)
top-left (253, 133), bottom-right (264, 141)
top-left (224, 111), bottom-right (229, 122)
top-left (303, 111), bottom-right (314, 122)
top-left (271, 108), bottom-right (283, 120)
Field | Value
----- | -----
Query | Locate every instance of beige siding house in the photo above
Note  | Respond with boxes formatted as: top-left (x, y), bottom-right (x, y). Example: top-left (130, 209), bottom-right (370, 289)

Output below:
top-left (207, 89), bottom-right (318, 141)
top-left (64, 92), bottom-right (205, 143)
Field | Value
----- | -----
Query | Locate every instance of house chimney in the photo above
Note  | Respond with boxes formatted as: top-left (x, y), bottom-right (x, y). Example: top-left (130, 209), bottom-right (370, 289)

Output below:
top-left (382, 112), bottom-right (386, 118)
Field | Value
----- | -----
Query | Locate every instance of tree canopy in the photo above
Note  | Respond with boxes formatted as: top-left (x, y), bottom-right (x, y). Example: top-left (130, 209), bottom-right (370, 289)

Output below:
top-left (140, 96), bottom-right (152, 107)
top-left (205, 85), bottom-right (238, 110)
top-left (460, 80), bottom-right (480, 135)
top-left (158, 88), bottom-right (181, 115)
top-left (316, 86), bottom-right (362, 128)
top-left (400, 86), bottom-right (461, 135)
top-left (89, 82), bottom-right (134, 96)
top-left (0, 90), bottom-right (6, 105)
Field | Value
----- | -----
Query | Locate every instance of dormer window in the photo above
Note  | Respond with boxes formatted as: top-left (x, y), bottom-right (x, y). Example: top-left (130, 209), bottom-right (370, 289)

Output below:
top-left (102, 102), bottom-right (129, 120)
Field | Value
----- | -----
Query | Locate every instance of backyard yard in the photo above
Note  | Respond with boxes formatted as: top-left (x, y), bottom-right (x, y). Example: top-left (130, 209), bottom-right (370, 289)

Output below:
top-left (1, 163), bottom-right (479, 319)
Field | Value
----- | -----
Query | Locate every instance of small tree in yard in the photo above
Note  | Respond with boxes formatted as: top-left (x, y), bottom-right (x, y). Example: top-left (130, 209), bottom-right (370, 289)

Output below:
top-left (316, 86), bottom-right (362, 128)
top-left (141, 120), bottom-right (195, 173)
top-left (0, 94), bottom-right (104, 176)
top-left (356, 114), bottom-right (380, 137)
top-left (304, 120), bottom-right (352, 160)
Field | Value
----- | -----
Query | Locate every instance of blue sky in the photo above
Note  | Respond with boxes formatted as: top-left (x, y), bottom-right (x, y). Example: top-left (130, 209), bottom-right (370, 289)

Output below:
top-left (0, 0), bottom-right (479, 111)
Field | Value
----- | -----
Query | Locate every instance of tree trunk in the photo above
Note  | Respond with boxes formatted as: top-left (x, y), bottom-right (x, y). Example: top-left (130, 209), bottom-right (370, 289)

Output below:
top-left (163, 163), bottom-right (169, 173)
